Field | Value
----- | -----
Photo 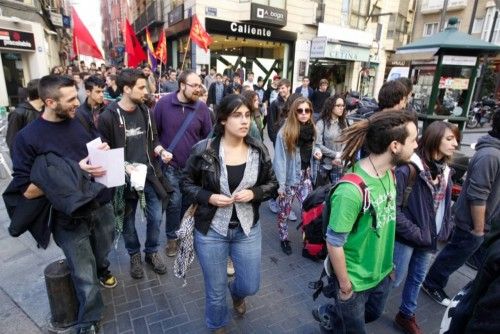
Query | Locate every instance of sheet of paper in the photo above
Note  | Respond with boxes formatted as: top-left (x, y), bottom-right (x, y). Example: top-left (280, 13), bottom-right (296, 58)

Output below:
top-left (88, 147), bottom-right (125, 188)
top-left (86, 137), bottom-right (102, 152)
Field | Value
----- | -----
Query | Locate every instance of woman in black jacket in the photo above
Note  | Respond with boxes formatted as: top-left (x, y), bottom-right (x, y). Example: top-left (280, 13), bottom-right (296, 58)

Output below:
top-left (393, 121), bottom-right (459, 333)
top-left (182, 94), bottom-right (278, 333)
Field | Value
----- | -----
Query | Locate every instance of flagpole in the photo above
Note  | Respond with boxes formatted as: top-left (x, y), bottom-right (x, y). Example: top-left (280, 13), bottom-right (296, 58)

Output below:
top-left (181, 36), bottom-right (191, 71)
top-left (158, 62), bottom-right (162, 93)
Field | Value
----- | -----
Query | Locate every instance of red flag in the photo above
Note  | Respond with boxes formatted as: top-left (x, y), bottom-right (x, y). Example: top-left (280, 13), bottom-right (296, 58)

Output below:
top-left (189, 15), bottom-right (213, 53)
top-left (72, 7), bottom-right (104, 59)
top-left (124, 19), bottom-right (147, 68)
top-left (155, 29), bottom-right (167, 64)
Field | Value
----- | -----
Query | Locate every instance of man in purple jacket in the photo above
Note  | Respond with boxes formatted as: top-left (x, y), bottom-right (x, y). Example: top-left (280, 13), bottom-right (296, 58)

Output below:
top-left (153, 70), bottom-right (213, 257)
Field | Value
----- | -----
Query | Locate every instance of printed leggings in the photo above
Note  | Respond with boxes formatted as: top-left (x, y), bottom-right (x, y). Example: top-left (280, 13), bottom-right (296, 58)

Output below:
top-left (277, 169), bottom-right (313, 241)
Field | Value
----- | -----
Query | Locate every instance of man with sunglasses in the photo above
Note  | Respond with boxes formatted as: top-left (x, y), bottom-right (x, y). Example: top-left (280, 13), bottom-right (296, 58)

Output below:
top-left (153, 70), bottom-right (213, 257)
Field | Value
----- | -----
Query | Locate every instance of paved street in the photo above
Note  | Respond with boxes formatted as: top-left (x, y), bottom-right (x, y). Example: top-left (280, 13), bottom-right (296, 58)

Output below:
top-left (0, 129), bottom-right (486, 334)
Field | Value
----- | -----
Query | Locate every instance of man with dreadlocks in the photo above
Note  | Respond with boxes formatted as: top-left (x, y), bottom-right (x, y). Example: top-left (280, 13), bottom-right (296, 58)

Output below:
top-left (314, 111), bottom-right (418, 333)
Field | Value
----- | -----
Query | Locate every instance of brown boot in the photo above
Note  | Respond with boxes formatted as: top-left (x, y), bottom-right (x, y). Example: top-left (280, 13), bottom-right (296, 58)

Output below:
top-left (165, 239), bottom-right (178, 257)
top-left (228, 282), bottom-right (246, 315)
top-left (213, 327), bottom-right (226, 334)
top-left (394, 311), bottom-right (422, 334)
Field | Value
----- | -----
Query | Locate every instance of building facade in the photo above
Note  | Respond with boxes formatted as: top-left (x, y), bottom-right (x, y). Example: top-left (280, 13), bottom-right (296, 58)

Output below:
top-left (122, 0), bottom-right (418, 97)
top-left (0, 0), bottom-right (71, 107)
top-left (101, 0), bottom-right (130, 65)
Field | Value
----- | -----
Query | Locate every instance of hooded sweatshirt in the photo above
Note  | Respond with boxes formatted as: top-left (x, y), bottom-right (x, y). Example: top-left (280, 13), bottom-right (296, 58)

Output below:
top-left (453, 134), bottom-right (500, 232)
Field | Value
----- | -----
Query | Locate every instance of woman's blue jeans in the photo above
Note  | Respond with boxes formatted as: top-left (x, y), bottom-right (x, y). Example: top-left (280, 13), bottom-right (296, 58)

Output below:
top-left (393, 241), bottom-right (433, 316)
top-left (194, 223), bottom-right (262, 330)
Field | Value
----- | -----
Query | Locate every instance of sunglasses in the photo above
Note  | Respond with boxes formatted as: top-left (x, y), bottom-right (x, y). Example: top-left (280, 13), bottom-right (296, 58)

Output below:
top-left (296, 108), bottom-right (312, 114)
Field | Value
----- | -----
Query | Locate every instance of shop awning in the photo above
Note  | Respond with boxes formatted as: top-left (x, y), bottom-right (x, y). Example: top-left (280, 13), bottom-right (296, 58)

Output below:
top-left (392, 47), bottom-right (439, 61)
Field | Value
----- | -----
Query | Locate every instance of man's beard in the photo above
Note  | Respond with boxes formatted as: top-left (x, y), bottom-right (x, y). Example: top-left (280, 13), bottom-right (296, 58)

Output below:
top-left (130, 95), bottom-right (145, 105)
top-left (391, 150), bottom-right (411, 166)
top-left (182, 89), bottom-right (199, 103)
top-left (54, 103), bottom-right (73, 120)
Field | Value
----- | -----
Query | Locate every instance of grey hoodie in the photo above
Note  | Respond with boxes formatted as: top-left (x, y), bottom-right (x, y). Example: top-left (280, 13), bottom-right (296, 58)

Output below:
top-left (453, 134), bottom-right (500, 232)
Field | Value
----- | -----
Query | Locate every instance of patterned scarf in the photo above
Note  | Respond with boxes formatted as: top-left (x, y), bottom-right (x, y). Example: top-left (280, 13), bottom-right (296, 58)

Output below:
top-left (421, 160), bottom-right (448, 213)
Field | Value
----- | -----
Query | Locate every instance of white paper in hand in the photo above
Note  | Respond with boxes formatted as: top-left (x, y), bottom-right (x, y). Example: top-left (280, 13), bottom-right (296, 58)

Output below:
top-left (86, 139), bottom-right (125, 188)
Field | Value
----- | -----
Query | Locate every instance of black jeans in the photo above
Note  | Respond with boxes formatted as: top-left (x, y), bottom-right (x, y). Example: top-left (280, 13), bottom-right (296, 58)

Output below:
top-left (424, 226), bottom-right (484, 290)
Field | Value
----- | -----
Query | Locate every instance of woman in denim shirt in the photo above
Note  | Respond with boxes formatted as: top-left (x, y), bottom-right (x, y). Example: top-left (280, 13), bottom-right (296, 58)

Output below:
top-left (273, 96), bottom-right (322, 255)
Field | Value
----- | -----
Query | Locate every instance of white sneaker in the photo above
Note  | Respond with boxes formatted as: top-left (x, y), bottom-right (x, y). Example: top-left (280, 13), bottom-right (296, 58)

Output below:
top-left (268, 199), bottom-right (279, 214)
top-left (288, 211), bottom-right (297, 221)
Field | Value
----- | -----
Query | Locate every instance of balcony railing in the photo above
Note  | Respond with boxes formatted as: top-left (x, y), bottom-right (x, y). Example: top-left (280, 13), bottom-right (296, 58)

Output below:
top-left (133, 1), bottom-right (164, 33)
top-left (421, 0), bottom-right (467, 14)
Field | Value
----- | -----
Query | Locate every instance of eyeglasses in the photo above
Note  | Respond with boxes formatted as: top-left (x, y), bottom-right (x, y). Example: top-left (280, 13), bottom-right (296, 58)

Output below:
top-left (335, 104), bottom-right (345, 108)
top-left (184, 82), bottom-right (201, 89)
top-left (296, 108), bottom-right (312, 114)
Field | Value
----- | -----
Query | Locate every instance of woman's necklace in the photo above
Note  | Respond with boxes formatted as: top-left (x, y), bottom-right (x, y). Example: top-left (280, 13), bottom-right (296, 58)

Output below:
top-left (368, 156), bottom-right (392, 206)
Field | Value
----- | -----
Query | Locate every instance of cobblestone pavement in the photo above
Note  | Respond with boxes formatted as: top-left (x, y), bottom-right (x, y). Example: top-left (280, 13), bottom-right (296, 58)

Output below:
top-left (0, 130), bottom-right (483, 334)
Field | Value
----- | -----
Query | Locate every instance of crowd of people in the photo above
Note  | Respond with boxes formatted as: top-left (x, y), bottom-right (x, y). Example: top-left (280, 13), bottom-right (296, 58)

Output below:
top-left (4, 60), bottom-right (500, 334)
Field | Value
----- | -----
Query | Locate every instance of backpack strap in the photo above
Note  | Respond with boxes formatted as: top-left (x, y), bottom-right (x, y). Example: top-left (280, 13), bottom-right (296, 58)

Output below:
top-left (167, 101), bottom-right (201, 152)
top-left (402, 163), bottom-right (418, 209)
top-left (322, 173), bottom-right (378, 238)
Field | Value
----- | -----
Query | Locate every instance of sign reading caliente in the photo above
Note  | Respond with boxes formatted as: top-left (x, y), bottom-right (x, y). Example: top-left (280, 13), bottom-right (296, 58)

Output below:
top-left (230, 22), bottom-right (271, 37)
top-left (205, 18), bottom-right (296, 41)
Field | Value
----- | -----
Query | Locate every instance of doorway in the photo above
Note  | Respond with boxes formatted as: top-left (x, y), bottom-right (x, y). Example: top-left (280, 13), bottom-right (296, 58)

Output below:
top-left (1, 52), bottom-right (25, 106)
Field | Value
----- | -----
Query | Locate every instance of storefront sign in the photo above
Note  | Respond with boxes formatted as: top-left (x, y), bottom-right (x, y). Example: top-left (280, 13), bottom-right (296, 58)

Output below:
top-left (0, 28), bottom-right (35, 51)
top-left (439, 77), bottom-right (469, 90)
top-left (168, 4), bottom-right (184, 26)
top-left (310, 37), bottom-right (327, 58)
top-left (326, 43), bottom-right (370, 62)
top-left (205, 7), bottom-right (217, 17)
top-left (205, 18), bottom-right (296, 41)
top-left (50, 13), bottom-right (63, 27)
top-left (250, 3), bottom-right (287, 27)
top-left (442, 55), bottom-right (477, 66)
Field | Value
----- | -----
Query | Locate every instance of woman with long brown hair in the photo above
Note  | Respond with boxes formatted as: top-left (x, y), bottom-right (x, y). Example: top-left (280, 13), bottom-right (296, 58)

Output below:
top-left (314, 94), bottom-right (349, 185)
top-left (273, 97), bottom-right (322, 254)
top-left (393, 121), bottom-right (459, 333)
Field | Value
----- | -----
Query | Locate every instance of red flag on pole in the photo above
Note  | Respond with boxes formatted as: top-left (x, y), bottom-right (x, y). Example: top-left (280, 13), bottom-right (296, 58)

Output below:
top-left (72, 7), bottom-right (104, 59)
top-left (189, 15), bottom-right (213, 53)
top-left (124, 19), bottom-right (147, 68)
top-left (155, 29), bottom-right (167, 64)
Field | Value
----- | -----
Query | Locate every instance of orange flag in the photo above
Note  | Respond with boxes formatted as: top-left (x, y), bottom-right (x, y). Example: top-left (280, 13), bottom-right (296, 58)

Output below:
top-left (189, 15), bottom-right (213, 53)
top-left (155, 29), bottom-right (167, 64)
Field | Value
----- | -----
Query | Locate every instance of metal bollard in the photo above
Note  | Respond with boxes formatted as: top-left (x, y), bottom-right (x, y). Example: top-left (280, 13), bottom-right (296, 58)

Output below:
top-left (44, 259), bottom-right (78, 328)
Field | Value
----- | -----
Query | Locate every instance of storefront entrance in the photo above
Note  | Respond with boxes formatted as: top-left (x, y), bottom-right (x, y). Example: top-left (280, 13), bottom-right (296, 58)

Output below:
top-left (1, 52), bottom-right (25, 106)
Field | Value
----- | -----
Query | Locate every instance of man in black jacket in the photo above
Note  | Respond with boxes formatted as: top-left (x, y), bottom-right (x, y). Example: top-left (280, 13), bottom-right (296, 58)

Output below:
top-left (6, 79), bottom-right (44, 155)
top-left (98, 68), bottom-right (173, 280)
top-left (76, 75), bottom-right (106, 130)
top-left (11, 75), bottom-right (116, 334)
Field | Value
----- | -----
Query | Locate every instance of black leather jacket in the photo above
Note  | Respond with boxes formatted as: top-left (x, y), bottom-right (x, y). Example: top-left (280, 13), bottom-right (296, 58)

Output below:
top-left (182, 135), bottom-right (278, 235)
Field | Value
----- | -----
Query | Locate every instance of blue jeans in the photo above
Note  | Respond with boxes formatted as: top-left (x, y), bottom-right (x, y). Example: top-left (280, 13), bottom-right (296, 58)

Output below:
top-left (393, 241), bottom-right (432, 316)
top-left (52, 204), bottom-right (115, 329)
top-left (123, 181), bottom-right (162, 254)
top-left (194, 223), bottom-right (262, 330)
top-left (424, 226), bottom-right (484, 290)
top-left (163, 165), bottom-right (188, 240)
top-left (320, 275), bottom-right (391, 334)
top-left (92, 203), bottom-right (116, 278)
